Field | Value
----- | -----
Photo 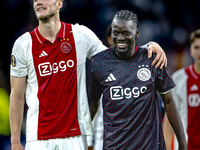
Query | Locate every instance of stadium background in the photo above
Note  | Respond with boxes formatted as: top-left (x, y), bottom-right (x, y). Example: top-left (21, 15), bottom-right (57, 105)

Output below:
top-left (0, 0), bottom-right (200, 149)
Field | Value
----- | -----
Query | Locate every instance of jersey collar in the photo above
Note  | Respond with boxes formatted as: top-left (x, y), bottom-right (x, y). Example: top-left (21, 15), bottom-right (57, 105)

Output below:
top-left (189, 64), bottom-right (200, 80)
top-left (34, 21), bottom-right (66, 44)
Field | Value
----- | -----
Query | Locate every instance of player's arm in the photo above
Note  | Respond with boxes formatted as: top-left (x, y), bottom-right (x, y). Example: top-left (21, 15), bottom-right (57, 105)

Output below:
top-left (160, 91), bottom-right (187, 150)
top-left (10, 76), bottom-right (26, 150)
top-left (87, 77), bottom-right (101, 121)
top-left (163, 113), bottom-right (174, 150)
top-left (142, 41), bottom-right (167, 69)
top-left (86, 62), bottom-right (102, 121)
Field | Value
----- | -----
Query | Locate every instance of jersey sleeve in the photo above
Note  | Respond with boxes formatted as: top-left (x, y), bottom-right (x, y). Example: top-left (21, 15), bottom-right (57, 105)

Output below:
top-left (74, 24), bottom-right (107, 59)
top-left (155, 66), bottom-right (176, 94)
top-left (10, 32), bottom-right (30, 77)
top-left (171, 68), bottom-right (186, 109)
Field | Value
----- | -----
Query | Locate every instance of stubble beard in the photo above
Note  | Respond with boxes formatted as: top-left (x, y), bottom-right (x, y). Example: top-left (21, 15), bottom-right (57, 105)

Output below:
top-left (114, 45), bottom-right (133, 60)
top-left (36, 11), bottom-right (56, 23)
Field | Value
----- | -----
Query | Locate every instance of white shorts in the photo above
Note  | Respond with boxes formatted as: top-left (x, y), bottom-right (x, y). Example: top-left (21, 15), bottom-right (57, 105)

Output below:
top-left (25, 135), bottom-right (88, 150)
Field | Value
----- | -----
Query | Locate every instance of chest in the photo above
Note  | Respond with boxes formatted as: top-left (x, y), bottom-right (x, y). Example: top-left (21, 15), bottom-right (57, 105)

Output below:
top-left (96, 59), bottom-right (155, 87)
top-left (186, 75), bottom-right (200, 107)
top-left (31, 39), bottom-right (77, 77)
top-left (95, 58), bottom-right (157, 101)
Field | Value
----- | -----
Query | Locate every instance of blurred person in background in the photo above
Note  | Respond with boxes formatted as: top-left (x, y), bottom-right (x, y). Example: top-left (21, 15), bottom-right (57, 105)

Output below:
top-left (163, 29), bottom-right (200, 150)
top-left (9, 0), bottom-right (167, 150)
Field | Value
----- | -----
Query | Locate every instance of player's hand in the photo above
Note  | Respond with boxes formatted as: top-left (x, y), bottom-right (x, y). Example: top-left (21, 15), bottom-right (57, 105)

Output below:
top-left (147, 41), bottom-right (167, 69)
top-left (11, 143), bottom-right (24, 150)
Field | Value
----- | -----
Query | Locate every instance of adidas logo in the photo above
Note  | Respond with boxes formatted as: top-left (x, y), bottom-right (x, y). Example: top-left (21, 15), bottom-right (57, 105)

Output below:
top-left (105, 73), bottom-right (116, 82)
top-left (190, 84), bottom-right (198, 91)
top-left (39, 51), bottom-right (48, 57)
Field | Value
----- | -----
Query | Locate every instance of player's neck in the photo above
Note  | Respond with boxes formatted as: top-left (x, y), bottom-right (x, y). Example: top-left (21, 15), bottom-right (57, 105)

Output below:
top-left (38, 16), bottom-right (61, 43)
top-left (193, 63), bottom-right (200, 74)
top-left (113, 46), bottom-right (136, 61)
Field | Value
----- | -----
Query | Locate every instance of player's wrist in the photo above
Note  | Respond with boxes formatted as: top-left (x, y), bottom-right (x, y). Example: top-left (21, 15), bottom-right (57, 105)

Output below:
top-left (11, 136), bottom-right (21, 145)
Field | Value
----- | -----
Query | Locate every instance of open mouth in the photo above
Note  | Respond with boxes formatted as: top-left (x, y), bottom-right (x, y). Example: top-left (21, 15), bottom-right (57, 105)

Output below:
top-left (117, 43), bottom-right (128, 49)
top-left (37, 7), bottom-right (46, 11)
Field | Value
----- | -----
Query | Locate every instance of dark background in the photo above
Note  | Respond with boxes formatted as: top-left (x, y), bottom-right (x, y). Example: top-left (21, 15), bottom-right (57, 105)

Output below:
top-left (1, 0), bottom-right (200, 80)
top-left (1, 0), bottom-right (200, 149)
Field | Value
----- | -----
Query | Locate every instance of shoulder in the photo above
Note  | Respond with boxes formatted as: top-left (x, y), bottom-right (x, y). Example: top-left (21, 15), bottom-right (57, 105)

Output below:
top-left (72, 23), bottom-right (95, 35)
top-left (14, 32), bottom-right (31, 45)
top-left (172, 68), bottom-right (187, 80)
top-left (13, 32), bottom-right (31, 52)
top-left (172, 68), bottom-right (188, 86)
top-left (90, 48), bottom-right (112, 69)
top-left (136, 46), bottom-right (154, 63)
top-left (137, 46), bottom-right (149, 57)
top-left (91, 48), bottom-right (112, 60)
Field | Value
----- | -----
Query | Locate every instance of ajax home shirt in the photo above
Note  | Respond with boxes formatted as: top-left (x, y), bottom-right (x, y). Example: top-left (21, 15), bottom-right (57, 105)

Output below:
top-left (171, 64), bottom-right (200, 150)
top-left (10, 22), bottom-right (107, 141)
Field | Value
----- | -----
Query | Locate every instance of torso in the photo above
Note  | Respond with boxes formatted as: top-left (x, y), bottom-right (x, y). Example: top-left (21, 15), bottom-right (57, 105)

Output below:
top-left (90, 46), bottom-right (175, 149)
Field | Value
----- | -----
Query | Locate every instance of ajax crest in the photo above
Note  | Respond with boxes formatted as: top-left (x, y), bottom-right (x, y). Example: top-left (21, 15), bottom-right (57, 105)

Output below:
top-left (60, 42), bottom-right (72, 53)
top-left (137, 67), bottom-right (151, 81)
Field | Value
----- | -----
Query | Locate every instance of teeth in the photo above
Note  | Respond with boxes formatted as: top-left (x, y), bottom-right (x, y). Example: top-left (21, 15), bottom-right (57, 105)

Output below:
top-left (118, 43), bottom-right (126, 46)
top-left (38, 8), bottom-right (45, 11)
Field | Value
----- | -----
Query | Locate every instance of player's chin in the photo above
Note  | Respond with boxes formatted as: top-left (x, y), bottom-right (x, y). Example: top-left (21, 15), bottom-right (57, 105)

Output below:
top-left (116, 47), bottom-right (128, 53)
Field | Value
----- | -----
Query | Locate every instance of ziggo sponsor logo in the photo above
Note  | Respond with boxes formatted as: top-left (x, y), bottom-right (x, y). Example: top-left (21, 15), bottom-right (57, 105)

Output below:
top-left (188, 94), bottom-right (200, 107)
top-left (110, 86), bottom-right (147, 100)
top-left (38, 60), bottom-right (74, 76)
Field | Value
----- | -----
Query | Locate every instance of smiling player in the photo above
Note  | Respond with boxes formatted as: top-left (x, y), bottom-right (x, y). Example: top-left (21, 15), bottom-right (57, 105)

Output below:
top-left (87, 10), bottom-right (187, 150)
top-left (10, 0), bottom-right (168, 149)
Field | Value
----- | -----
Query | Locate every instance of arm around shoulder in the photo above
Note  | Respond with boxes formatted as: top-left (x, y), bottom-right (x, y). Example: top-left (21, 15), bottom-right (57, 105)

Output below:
top-left (144, 41), bottom-right (167, 69)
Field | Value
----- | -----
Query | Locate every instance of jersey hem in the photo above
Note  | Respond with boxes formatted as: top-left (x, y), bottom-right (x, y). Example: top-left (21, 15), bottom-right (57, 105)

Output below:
top-left (37, 132), bottom-right (81, 140)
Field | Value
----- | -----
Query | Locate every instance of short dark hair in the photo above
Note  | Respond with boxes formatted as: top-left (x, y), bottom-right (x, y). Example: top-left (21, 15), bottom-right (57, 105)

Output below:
top-left (190, 29), bottom-right (200, 44)
top-left (113, 10), bottom-right (139, 29)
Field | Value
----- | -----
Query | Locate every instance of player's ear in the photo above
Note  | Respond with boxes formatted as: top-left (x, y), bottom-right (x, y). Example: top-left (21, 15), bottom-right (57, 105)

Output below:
top-left (135, 28), bottom-right (140, 40)
top-left (57, 0), bottom-right (63, 9)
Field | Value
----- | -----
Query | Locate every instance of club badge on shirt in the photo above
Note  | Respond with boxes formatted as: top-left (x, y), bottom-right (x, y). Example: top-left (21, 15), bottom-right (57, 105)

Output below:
top-left (60, 42), bottom-right (72, 53)
top-left (137, 66), bottom-right (151, 81)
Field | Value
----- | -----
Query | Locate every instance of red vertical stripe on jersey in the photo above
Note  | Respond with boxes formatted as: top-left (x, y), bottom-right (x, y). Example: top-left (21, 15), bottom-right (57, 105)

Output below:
top-left (30, 23), bottom-right (81, 140)
top-left (185, 65), bottom-right (200, 149)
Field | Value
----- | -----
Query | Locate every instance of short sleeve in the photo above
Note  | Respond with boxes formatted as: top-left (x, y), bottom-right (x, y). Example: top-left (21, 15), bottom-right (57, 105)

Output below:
top-left (155, 67), bottom-right (176, 94)
top-left (10, 32), bottom-right (31, 77)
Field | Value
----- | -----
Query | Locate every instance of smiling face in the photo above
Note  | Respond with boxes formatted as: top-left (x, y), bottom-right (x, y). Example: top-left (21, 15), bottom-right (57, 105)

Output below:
top-left (33, 0), bottom-right (62, 21)
top-left (112, 19), bottom-right (139, 58)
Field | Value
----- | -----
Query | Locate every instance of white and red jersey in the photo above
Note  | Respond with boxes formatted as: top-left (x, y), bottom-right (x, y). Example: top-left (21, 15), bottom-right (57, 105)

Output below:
top-left (171, 64), bottom-right (200, 150)
top-left (10, 22), bottom-right (107, 141)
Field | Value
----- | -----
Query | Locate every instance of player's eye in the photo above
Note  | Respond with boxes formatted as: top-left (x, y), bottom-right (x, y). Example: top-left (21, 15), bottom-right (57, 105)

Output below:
top-left (113, 31), bottom-right (118, 36)
top-left (124, 32), bottom-right (130, 36)
top-left (194, 46), bottom-right (200, 50)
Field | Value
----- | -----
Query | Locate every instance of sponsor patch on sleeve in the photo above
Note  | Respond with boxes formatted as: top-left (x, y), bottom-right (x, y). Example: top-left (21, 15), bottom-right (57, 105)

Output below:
top-left (11, 55), bottom-right (16, 67)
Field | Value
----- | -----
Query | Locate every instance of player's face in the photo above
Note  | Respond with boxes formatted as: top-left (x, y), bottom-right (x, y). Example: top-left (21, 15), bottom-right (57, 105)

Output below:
top-left (112, 19), bottom-right (139, 57)
top-left (190, 38), bottom-right (200, 65)
top-left (33, 0), bottom-right (62, 21)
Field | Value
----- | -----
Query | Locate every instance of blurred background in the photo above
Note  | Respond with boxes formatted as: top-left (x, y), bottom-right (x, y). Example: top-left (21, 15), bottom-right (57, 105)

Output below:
top-left (0, 0), bottom-right (199, 149)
